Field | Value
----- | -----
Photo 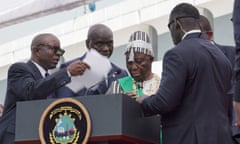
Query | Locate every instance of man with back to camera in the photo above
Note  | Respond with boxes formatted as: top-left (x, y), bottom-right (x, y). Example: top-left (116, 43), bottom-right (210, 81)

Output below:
top-left (233, 0), bottom-right (240, 126)
top-left (232, 0), bottom-right (240, 143)
top-left (136, 3), bottom-right (234, 144)
top-left (0, 33), bottom-right (89, 144)
top-left (57, 24), bottom-right (128, 97)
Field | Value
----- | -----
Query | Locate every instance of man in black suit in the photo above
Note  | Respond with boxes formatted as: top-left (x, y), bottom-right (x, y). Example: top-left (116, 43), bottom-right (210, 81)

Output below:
top-left (233, 0), bottom-right (240, 126)
top-left (57, 24), bottom-right (128, 97)
top-left (136, 3), bottom-right (234, 144)
top-left (232, 0), bottom-right (240, 142)
top-left (0, 33), bottom-right (88, 144)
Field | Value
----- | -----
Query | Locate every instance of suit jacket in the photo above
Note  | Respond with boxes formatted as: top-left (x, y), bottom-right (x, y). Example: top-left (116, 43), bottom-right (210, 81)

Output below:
top-left (56, 53), bottom-right (128, 98)
top-left (215, 43), bottom-right (235, 113)
top-left (232, 1), bottom-right (240, 143)
top-left (215, 43), bottom-right (240, 143)
top-left (0, 60), bottom-right (70, 143)
top-left (141, 33), bottom-right (234, 144)
top-left (216, 43), bottom-right (235, 68)
top-left (233, 0), bottom-right (240, 101)
top-left (233, 0), bottom-right (240, 49)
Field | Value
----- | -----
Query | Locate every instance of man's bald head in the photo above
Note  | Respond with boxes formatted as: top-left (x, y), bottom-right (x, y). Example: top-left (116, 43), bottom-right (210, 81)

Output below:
top-left (86, 24), bottom-right (114, 58)
top-left (31, 33), bottom-right (59, 49)
top-left (87, 24), bottom-right (113, 40)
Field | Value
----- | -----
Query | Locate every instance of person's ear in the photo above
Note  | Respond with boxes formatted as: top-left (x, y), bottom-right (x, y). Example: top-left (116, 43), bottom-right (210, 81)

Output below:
top-left (32, 46), bottom-right (41, 57)
top-left (150, 56), bottom-right (154, 62)
top-left (175, 19), bottom-right (182, 30)
top-left (85, 39), bottom-right (90, 50)
top-left (206, 31), bottom-right (213, 40)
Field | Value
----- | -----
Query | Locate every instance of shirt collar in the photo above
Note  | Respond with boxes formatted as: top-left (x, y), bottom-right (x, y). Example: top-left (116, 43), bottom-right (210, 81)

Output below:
top-left (181, 29), bottom-right (201, 40)
top-left (31, 60), bottom-right (47, 78)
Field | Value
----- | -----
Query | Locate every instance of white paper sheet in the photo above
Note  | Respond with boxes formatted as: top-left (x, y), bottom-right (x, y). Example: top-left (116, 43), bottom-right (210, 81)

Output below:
top-left (66, 49), bottom-right (112, 93)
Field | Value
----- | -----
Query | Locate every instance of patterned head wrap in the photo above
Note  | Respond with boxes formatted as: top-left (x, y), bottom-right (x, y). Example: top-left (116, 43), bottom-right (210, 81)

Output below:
top-left (126, 31), bottom-right (153, 61)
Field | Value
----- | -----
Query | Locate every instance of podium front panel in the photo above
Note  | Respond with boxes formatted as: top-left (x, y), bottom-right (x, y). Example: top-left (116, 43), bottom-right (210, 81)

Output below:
top-left (16, 94), bottom-right (160, 143)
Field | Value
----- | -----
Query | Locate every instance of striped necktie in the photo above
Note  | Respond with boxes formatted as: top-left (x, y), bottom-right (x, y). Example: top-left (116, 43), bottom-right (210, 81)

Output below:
top-left (44, 72), bottom-right (55, 98)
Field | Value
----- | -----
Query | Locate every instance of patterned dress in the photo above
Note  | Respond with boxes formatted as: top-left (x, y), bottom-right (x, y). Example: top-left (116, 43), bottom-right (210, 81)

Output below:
top-left (106, 73), bottom-right (161, 96)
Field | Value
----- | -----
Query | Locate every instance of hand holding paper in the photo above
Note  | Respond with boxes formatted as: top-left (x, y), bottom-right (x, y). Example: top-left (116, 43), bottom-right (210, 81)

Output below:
top-left (66, 49), bottom-right (112, 93)
top-left (66, 60), bottom-right (90, 76)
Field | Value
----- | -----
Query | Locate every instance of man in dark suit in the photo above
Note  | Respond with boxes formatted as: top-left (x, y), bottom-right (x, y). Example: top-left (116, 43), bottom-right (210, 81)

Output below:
top-left (233, 0), bottom-right (240, 124)
top-left (0, 33), bottom-right (89, 144)
top-left (136, 3), bottom-right (234, 144)
top-left (57, 24), bottom-right (128, 97)
top-left (232, 0), bottom-right (240, 142)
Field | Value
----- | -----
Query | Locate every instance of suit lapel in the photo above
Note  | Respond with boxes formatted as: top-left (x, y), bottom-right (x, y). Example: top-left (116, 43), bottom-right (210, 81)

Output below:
top-left (27, 60), bottom-right (43, 79)
top-left (27, 60), bottom-right (57, 98)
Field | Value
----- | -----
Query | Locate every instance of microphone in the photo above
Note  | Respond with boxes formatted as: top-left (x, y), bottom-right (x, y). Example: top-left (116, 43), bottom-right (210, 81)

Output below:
top-left (84, 69), bottom-right (122, 96)
top-left (105, 69), bottom-right (121, 88)
top-left (111, 69), bottom-right (121, 78)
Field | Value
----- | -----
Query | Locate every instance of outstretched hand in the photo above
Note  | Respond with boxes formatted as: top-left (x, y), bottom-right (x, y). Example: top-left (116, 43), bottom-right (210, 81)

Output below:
top-left (234, 121), bottom-right (240, 126)
top-left (136, 95), bottom-right (149, 104)
top-left (125, 92), bottom-right (138, 99)
top-left (124, 92), bottom-right (149, 104)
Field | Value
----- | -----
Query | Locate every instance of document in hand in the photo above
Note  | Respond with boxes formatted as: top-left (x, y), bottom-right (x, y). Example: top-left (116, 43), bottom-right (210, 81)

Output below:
top-left (66, 49), bottom-right (112, 93)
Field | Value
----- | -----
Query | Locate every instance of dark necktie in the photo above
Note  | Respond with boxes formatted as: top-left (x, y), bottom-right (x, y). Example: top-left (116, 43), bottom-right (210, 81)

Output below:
top-left (45, 72), bottom-right (49, 77)
top-left (44, 72), bottom-right (55, 98)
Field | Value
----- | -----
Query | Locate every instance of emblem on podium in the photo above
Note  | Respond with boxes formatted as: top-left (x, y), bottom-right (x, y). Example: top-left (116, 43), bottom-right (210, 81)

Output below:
top-left (39, 98), bottom-right (91, 144)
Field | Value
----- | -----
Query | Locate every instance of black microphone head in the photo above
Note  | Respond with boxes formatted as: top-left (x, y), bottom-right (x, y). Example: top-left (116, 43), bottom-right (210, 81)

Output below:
top-left (112, 69), bottom-right (121, 78)
top-left (115, 69), bottom-right (121, 75)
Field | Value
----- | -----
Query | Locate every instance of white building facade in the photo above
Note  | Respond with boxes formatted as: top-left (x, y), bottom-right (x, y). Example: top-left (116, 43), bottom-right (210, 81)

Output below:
top-left (0, 0), bottom-right (235, 104)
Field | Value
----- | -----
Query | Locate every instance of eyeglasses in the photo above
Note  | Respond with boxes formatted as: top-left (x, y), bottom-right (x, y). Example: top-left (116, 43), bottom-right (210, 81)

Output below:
top-left (91, 40), bottom-right (113, 49)
top-left (168, 16), bottom-right (197, 29)
top-left (38, 44), bottom-right (65, 56)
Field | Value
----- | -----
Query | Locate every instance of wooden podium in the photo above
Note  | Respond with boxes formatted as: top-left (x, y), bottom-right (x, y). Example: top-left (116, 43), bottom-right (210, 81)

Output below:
top-left (15, 94), bottom-right (161, 144)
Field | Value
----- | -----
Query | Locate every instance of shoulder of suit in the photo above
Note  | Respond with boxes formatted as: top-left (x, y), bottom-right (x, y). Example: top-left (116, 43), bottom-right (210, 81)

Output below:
top-left (216, 43), bottom-right (235, 52)
top-left (10, 62), bottom-right (28, 69)
top-left (8, 62), bottom-right (33, 74)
